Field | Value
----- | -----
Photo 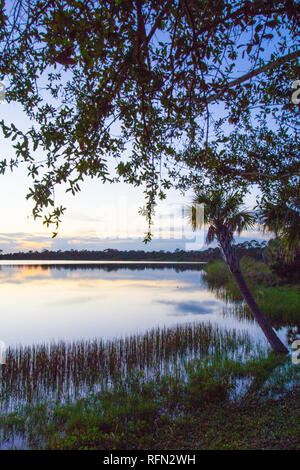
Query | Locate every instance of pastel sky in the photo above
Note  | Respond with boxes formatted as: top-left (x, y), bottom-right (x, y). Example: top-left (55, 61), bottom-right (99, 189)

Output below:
top-left (2, 41), bottom-right (277, 256)
top-left (0, 93), bottom-right (270, 253)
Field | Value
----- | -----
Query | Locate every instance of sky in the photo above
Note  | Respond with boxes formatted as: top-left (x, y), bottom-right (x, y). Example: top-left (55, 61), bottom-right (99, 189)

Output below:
top-left (0, 88), bottom-right (270, 253)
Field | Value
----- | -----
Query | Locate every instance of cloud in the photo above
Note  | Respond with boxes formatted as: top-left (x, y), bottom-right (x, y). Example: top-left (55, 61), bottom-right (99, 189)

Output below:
top-left (14, 240), bottom-right (53, 251)
top-left (158, 299), bottom-right (222, 316)
top-left (0, 227), bottom-right (270, 254)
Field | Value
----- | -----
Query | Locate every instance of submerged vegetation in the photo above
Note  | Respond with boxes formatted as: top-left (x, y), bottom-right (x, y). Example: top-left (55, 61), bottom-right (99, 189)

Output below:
top-left (0, 323), bottom-right (252, 412)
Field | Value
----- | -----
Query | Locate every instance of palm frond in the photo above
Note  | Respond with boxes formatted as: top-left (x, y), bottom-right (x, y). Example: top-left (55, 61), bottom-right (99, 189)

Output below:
top-left (187, 188), bottom-right (255, 245)
top-left (260, 197), bottom-right (300, 260)
top-left (206, 225), bottom-right (216, 244)
top-left (231, 211), bottom-right (256, 235)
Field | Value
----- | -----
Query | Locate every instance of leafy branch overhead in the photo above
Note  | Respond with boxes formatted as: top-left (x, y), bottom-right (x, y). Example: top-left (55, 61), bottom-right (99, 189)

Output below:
top-left (0, 0), bottom-right (299, 235)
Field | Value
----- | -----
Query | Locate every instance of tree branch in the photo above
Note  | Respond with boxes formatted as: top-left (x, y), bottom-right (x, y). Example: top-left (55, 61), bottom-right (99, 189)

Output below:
top-left (206, 50), bottom-right (300, 104)
top-left (146, 1), bottom-right (173, 45)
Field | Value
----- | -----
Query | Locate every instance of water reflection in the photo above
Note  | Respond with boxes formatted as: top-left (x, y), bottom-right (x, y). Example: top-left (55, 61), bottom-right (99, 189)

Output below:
top-left (158, 299), bottom-right (222, 316)
top-left (0, 262), bottom-right (293, 348)
top-left (0, 263), bottom-right (222, 347)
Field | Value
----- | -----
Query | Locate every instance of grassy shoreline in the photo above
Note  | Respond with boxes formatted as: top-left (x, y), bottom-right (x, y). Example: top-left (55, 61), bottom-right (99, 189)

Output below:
top-left (1, 352), bottom-right (299, 450)
top-left (203, 257), bottom-right (300, 328)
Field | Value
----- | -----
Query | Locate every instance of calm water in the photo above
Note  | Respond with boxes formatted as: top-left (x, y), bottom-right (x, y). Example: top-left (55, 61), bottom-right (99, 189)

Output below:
top-left (0, 261), bottom-right (289, 347)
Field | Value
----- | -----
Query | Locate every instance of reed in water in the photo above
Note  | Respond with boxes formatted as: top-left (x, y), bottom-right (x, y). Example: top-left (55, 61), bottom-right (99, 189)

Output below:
top-left (0, 322), bottom-right (252, 412)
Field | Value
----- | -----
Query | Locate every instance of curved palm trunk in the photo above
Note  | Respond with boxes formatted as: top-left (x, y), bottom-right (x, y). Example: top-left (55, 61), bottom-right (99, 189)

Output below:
top-left (217, 229), bottom-right (288, 355)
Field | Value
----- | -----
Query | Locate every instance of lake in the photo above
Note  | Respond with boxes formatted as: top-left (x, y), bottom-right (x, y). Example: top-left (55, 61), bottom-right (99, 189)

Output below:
top-left (0, 261), bottom-right (289, 348)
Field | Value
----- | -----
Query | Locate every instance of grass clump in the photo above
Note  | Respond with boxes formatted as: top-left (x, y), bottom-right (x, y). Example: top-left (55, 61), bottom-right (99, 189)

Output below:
top-left (185, 359), bottom-right (233, 407)
top-left (256, 286), bottom-right (300, 325)
top-left (202, 260), bottom-right (231, 287)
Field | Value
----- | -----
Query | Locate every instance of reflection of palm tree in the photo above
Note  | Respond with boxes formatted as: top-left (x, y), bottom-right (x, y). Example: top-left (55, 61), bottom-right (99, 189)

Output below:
top-left (188, 189), bottom-right (288, 354)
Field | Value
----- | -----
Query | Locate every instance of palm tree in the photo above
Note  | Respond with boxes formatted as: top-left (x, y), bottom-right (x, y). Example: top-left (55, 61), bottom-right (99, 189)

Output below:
top-left (260, 196), bottom-right (300, 261)
top-left (188, 189), bottom-right (288, 354)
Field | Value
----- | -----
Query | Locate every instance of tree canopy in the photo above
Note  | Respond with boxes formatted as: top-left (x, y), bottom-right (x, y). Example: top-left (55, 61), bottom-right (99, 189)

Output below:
top-left (0, 0), bottom-right (299, 235)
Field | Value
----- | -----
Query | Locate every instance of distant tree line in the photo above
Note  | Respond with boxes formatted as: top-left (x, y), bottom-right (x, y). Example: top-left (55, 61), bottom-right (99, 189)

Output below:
top-left (0, 240), bottom-right (267, 262)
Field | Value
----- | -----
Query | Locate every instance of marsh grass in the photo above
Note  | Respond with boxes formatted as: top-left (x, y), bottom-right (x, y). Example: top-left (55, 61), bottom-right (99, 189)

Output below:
top-left (203, 257), bottom-right (280, 288)
top-left (0, 322), bottom-right (253, 412)
top-left (204, 259), bottom-right (300, 328)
